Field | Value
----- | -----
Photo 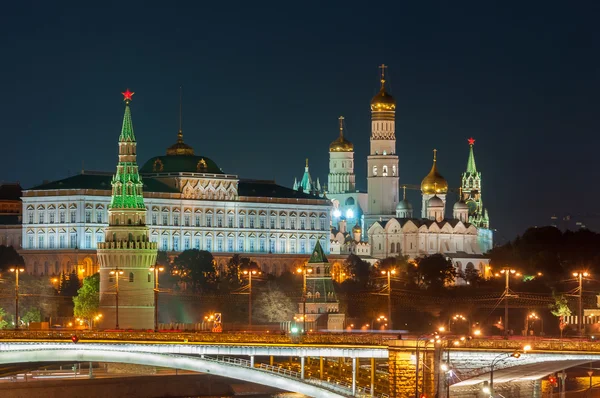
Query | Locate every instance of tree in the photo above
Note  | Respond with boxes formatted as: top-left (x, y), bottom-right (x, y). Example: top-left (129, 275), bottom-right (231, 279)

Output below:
top-left (342, 254), bottom-right (372, 286)
top-left (59, 270), bottom-right (81, 297)
top-left (254, 284), bottom-right (296, 323)
top-left (73, 273), bottom-right (100, 327)
top-left (21, 308), bottom-right (41, 325)
top-left (409, 254), bottom-right (457, 290)
top-left (0, 308), bottom-right (11, 329)
top-left (173, 249), bottom-right (217, 292)
top-left (461, 263), bottom-right (482, 286)
top-left (549, 292), bottom-right (572, 339)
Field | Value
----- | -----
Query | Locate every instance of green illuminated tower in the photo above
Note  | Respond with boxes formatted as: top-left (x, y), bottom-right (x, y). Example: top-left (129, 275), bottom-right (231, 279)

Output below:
top-left (461, 138), bottom-right (489, 228)
top-left (97, 90), bottom-right (158, 330)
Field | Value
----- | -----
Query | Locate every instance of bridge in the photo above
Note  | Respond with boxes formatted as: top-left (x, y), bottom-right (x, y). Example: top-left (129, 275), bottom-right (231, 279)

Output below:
top-left (2, 331), bottom-right (600, 397)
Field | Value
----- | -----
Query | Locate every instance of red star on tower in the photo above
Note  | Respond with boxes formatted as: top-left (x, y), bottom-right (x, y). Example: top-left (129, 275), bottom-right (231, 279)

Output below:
top-left (468, 137), bottom-right (475, 146)
top-left (122, 89), bottom-right (134, 102)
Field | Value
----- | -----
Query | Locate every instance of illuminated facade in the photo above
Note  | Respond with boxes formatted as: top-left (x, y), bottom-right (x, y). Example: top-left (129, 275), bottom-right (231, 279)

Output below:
top-left (97, 91), bottom-right (157, 329)
top-left (0, 183), bottom-right (22, 249)
top-left (20, 95), bottom-right (334, 278)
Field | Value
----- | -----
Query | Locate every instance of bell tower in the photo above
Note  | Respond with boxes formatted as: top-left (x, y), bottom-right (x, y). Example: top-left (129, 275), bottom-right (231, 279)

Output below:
top-left (365, 64), bottom-right (399, 229)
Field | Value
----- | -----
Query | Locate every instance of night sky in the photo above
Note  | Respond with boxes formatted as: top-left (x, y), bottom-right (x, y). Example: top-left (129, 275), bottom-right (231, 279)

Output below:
top-left (0, 1), bottom-right (598, 242)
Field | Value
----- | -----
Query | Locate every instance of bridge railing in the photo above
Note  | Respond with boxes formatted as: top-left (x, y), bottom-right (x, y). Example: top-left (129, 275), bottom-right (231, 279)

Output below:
top-left (257, 363), bottom-right (302, 379)
top-left (0, 330), bottom-right (388, 346)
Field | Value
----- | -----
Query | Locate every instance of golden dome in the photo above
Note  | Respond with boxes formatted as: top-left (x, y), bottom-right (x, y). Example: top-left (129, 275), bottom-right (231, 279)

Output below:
top-left (421, 149), bottom-right (448, 195)
top-left (352, 222), bottom-right (362, 233)
top-left (370, 79), bottom-right (396, 111)
top-left (329, 116), bottom-right (353, 152)
top-left (166, 131), bottom-right (194, 156)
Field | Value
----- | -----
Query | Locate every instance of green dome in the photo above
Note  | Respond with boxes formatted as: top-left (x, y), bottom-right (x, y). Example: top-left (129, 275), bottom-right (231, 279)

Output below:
top-left (140, 155), bottom-right (223, 174)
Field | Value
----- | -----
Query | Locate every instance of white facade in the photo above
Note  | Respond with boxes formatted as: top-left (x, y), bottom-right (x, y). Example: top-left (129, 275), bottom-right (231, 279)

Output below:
top-left (20, 174), bottom-right (332, 276)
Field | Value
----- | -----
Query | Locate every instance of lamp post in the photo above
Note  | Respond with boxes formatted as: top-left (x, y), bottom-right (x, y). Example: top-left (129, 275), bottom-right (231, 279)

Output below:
top-left (149, 266), bottom-right (164, 332)
top-left (573, 271), bottom-right (589, 337)
top-left (109, 268), bottom-right (124, 329)
top-left (489, 345), bottom-right (530, 395)
top-left (242, 263), bottom-right (261, 329)
top-left (450, 314), bottom-right (466, 334)
top-left (499, 267), bottom-right (520, 338)
top-left (9, 267), bottom-right (25, 329)
top-left (296, 264), bottom-right (313, 333)
top-left (380, 268), bottom-right (396, 330)
top-left (415, 333), bottom-right (442, 398)
top-left (92, 314), bottom-right (103, 330)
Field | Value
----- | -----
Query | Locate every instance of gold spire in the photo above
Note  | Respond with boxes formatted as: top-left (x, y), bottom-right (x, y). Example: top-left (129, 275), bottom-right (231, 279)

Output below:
top-left (305, 158), bottom-right (309, 168)
top-left (166, 86), bottom-right (194, 156)
top-left (379, 64), bottom-right (387, 89)
top-left (329, 115), bottom-right (354, 152)
top-left (421, 149), bottom-right (448, 195)
top-left (402, 185), bottom-right (407, 200)
top-left (371, 64), bottom-right (396, 111)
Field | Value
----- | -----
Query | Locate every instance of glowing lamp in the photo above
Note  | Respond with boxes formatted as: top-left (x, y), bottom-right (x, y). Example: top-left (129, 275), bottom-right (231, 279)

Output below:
top-left (346, 209), bottom-right (354, 219)
top-left (333, 209), bottom-right (341, 218)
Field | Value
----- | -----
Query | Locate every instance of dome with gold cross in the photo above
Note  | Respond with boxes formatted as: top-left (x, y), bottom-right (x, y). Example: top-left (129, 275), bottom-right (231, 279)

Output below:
top-left (370, 64), bottom-right (396, 111)
top-left (329, 116), bottom-right (354, 152)
top-left (421, 149), bottom-right (448, 195)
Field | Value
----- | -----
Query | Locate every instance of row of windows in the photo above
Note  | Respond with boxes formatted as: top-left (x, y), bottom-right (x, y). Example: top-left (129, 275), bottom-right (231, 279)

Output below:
top-left (27, 210), bottom-right (103, 225)
top-left (149, 214), bottom-right (327, 230)
top-left (372, 165), bottom-right (397, 177)
top-left (27, 233), bottom-right (103, 250)
top-left (108, 272), bottom-right (151, 283)
top-left (160, 236), bottom-right (327, 254)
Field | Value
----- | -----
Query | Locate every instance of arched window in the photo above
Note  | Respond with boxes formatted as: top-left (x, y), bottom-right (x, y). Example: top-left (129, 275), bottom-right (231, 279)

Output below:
top-left (373, 166), bottom-right (378, 176)
top-left (390, 242), bottom-right (395, 253)
top-left (383, 166), bottom-right (388, 176)
top-left (148, 273), bottom-right (151, 283)
top-left (315, 292), bottom-right (321, 299)
top-left (392, 166), bottom-right (396, 176)
top-left (129, 272), bottom-right (134, 282)
top-left (345, 197), bottom-right (355, 206)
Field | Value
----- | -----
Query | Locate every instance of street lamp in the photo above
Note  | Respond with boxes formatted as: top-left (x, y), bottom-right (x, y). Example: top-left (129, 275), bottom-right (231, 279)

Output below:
top-left (149, 266), bottom-right (165, 332)
top-left (525, 312), bottom-right (544, 336)
top-left (499, 267), bottom-right (520, 338)
top-left (450, 314), bottom-right (467, 334)
top-left (9, 267), bottom-right (25, 329)
top-left (92, 314), bottom-right (103, 330)
top-left (371, 315), bottom-right (387, 331)
top-left (380, 268), bottom-right (396, 330)
top-left (109, 268), bottom-right (124, 329)
top-left (573, 271), bottom-right (590, 337)
top-left (296, 264), bottom-right (313, 333)
top-left (489, 349), bottom-right (526, 395)
top-left (242, 263), bottom-right (261, 329)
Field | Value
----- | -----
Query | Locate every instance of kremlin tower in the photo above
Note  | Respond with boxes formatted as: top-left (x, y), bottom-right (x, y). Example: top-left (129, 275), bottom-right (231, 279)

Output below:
top-left (328, 116), bottom-right (355, 194)
top-left (97, 90), bottom-right (158, 330)
top-left (461, 138), bottom-right (490, 229)
top-left (365, 64), bottom-right (399, 229)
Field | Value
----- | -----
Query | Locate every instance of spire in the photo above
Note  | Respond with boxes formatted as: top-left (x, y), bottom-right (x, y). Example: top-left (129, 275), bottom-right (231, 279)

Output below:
top-left (308, 240), bottom-right (328, 263)
top-left (305, 158), bottom-right (309, 170)
top-left (166, 86), bottom-right (194, 156)
top-left (178, 85), bottom-right (183, 143)
top-left (110, 90), bottom-right (145, 210)
top-left (466, 137), bottom-right (477, 174)
top-left (339, 116), bottom-right (344, 138)
top-left (402, 185), bottom-right (407, 200)
top-left (293, 177), bottom-right (298, 191)
top-left (378, 64), bottom-right (388, 90)
top-left (119, 89), bottom-right (136, 142)
top-left (300, 159), bottom-right (312, 193)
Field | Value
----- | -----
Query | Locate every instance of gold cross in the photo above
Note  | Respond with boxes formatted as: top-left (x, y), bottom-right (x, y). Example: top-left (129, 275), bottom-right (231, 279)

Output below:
top-left (433, 149), bottom-right (437, 162)
top-left (378, 64), bottom-right (388, 88)
top-left (339, 116), bottom-right (344, 136)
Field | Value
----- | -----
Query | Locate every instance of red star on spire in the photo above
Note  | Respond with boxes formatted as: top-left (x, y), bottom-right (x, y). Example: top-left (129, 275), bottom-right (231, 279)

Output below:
top-left (468, 137), bottom-right (475, 146)
top-left (122, 89), bottom-right (134, 102)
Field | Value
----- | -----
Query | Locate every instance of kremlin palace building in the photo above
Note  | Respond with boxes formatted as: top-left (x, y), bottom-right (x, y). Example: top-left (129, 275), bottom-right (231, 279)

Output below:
top-left (16, 66), bottom-right (493, 285)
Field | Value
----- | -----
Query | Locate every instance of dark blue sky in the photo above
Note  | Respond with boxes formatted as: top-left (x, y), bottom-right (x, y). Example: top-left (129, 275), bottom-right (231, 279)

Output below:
top-left (0, 1), bottom-right (598, 241)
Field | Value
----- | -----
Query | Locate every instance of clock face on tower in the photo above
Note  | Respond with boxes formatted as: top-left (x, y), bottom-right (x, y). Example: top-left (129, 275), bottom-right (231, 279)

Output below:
top-left (466, 200), bottom-right (477, 215)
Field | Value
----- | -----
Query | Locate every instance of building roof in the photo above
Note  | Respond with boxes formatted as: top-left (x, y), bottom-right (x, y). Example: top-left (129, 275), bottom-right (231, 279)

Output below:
top-left (0, 183), bottom-right (22, 201)
top-left (27, 173), bottom-right (179, 193)
top-left (140, 155), bottom-right (223, 175)
top-left (238, 180), bottom-right (323, 200)
top-left (308, 240), bottom-right (328, 263)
